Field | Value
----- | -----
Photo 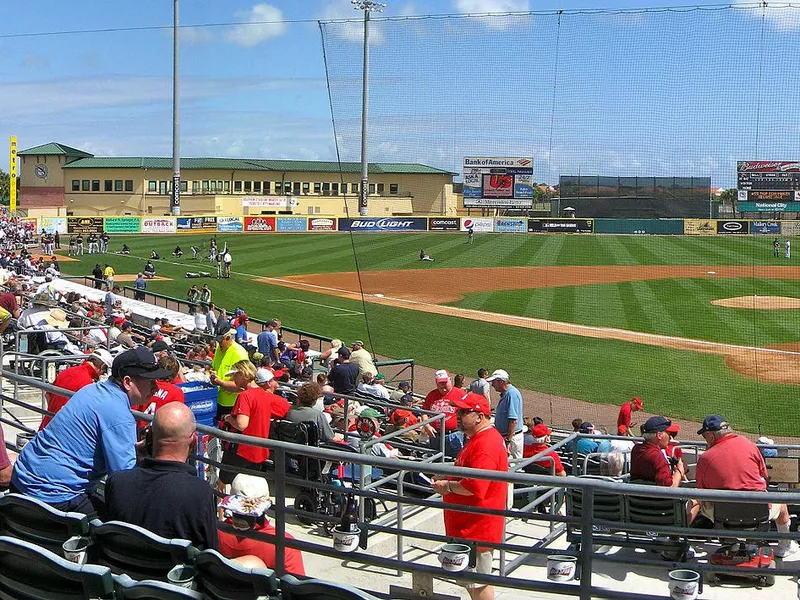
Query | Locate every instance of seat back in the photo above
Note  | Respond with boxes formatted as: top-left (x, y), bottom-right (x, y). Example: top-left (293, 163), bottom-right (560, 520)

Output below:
top-left (271, 420), bottom-right (321, 480)
top-left (89, 520), bottom-right (198, 582)
top-left (280, 574), bottom-right (380, 600)
top-left (0, 535), bottom-right (114, 600)
top-left (113, 574), bottom-right (203, 599)
top-left (194, 549), bottom-right (279, 599)
top-left (626, 481), bottom-right (687, 528)
top-left (566, 479), bottom-right (624, 525)
top-left (0, 493), bottom-right (90, 555)
top-left (713, 502), bottom-right (771, 531)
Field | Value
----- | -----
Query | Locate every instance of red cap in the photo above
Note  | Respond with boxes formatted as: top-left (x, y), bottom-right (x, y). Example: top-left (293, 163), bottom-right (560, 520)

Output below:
top-left (270, 367), bottom-right (286, 378)
top-left (451, 392), bottom-right (490, 416)
top-left (532, 424), bottom-right (552, 438)
top-left (666, 422), bottom-right (680, 434)
top-left (631, 397), bottom-right (643, 409)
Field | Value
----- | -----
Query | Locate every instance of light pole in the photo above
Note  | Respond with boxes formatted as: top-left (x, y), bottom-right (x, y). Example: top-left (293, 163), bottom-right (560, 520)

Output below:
top-left (352, 0), bottom-right (385, 217)
top-left (171, 0), bottom-right (181, 216)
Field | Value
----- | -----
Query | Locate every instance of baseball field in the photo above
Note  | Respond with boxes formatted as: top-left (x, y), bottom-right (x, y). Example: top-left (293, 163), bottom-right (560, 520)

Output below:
top-left (58, 232), bottom-right (800, 435)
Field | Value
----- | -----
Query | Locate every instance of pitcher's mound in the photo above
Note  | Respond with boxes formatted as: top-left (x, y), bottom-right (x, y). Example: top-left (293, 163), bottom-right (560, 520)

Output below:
top-left (712, 295), bottom-right (800, 309)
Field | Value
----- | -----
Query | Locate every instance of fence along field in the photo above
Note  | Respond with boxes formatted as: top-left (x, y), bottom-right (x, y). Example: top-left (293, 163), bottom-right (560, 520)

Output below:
top-left (55, 231), bottom-right (800, 436)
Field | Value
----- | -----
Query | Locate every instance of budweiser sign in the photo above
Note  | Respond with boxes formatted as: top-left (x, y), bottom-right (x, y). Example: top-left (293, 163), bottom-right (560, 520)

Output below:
top-left (738, 161), bottom-right (800, 173)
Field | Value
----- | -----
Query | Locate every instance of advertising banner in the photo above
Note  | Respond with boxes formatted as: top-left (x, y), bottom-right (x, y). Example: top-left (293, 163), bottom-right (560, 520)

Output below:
top-left (141, 217), bottom-right (176, 234)
top-left (243, 216), bottom-right (276, 232)
top-left (716, 220), bottom-right (749, 234)
top-left (527, 219), bottom-right (593, 233)
top-left (338, 217), bottom-right (427, 232)
top-left (683, 219), bottom-right (717, 235)
top-left (217, 216), bottom-right (243, 233)
top-left (428, 217), bottom-right (460, 231)
top-left (242, 196), bottom-right (299, 208)
top-left (39, 217), bottom-right (67, 234)
top-left (782, 221), bottom-right (800, 236)
top-left (463, 156), bottom-right (534, 208)
top-left (276, 217), bottom-right (307, 232)
top-left (177, 216), bottom-right (217, 233)
top-left (20, 217), bottom-right (37, 232)
top-left (307, 217), bottom-right (337, 231)
top-left (737, 161), bottom-right (800, 192)
top-left (750, 221), bottom-right (781, 234)
top-left (67, 216), bottom-right (103, 235)
top-left (738, 200), bottom-right (800, 212)
top-left (460, 217), bottom-right (493, 233)
top-left (494, 218), bottom-right (526, 233)
top-left (104, 216), bottom-right (141, 234)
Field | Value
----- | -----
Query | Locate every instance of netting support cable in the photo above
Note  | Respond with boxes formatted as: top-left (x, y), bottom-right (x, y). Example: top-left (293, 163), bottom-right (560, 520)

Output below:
top-left (318, 21), bottom-right (377, 357)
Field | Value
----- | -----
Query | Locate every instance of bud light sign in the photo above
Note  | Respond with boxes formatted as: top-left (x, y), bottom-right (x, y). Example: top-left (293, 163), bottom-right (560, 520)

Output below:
top-left (339, 217), bottom-right (427, 232)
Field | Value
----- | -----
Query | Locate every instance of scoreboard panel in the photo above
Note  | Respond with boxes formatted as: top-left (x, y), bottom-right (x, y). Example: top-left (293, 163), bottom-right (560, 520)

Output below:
top-left (737, 161), bottom-right (800, 191)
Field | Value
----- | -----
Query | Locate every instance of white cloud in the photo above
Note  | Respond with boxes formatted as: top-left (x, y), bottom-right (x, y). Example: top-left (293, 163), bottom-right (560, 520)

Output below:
top-left (225, 4), bottom-right (287, 47)
top-left (320, 1), bottom-right (385, 45)
top-left (397, 3), bottom-right (419, 17)
top-left (733, 1), bottom-right (800, 31)
top-left (452, 0), bottom-right (530, 14)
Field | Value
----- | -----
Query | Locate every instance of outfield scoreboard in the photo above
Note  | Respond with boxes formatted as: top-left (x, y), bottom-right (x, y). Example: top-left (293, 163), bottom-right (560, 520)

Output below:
top-left (463, 157), bottom-right (534, 208)
top-left (737, 161), bottom-right (800, 195)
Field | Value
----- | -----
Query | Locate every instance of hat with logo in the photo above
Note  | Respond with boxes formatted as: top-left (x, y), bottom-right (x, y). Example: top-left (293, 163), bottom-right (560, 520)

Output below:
top-left (641, 416), bottom-right (671, 433)
top-left (532, 423), bottom-right (552, 438)
top-left (486, 369), bottom-right (510, 382)
top-left (434, 369), bottom-right (450, 383)
top-left (697, 415), bottom-right (729, 435)
top-left (112, 347), bottom-right (172, 380)
top-left (255, 368), bottom-right (274, 385)
top-left (359, 407), bottom-right (386, 421)
top-left (89, 348), bottom-right (114, 369)
top-left (451, 392), bottom-right (491, 416)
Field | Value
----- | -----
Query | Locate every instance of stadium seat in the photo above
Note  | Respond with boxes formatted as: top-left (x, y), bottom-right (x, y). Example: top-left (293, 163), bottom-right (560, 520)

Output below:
top-left (280, 574), bottom-right (381, 600)
top-left (113, 574), bottom-right (203, 599)
top-left (193, 549), bottom-right (279, 599)
top-left (0, 493), bottom-right (90, 555)
top-left (88, 520), bottom-right (198, 582)
top-left (0, 535), bottom-right (115, 599)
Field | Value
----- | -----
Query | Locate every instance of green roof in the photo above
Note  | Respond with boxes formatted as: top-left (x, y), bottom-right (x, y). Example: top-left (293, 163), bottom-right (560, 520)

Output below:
top-left (61, 156), bottom-right (454, 175)
top-left (18, 142), bottom-right (94, 158)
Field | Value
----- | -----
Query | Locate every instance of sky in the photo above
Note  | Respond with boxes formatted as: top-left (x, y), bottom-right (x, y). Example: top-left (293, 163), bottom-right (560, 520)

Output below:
top-left (1, 0), bottom-right (797, 187)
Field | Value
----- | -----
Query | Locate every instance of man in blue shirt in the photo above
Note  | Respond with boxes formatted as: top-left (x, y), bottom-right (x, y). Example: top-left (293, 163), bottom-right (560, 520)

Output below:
top-left (569, 422), bottom-right (600, 455)
top-left (11, 347), bottom-right (171, 518)
top-left (256, 319), bottom-right (280, 364)
top-left (487, 369), bottom-right (525, 459)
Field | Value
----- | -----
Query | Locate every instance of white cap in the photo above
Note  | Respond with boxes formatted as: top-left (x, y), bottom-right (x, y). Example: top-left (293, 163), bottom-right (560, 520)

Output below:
top-left (255, 368), bottom-right (274, 385)
top-left (434, 369), bottom-right (450, 382)
top-left (756, 436), bottom-right (775, 445)
top-left (231, 473), bottom-right (270, 497)
top-left (90, 348), bottom-right (114, 369)
top-left (486, 369), bottom-right (510, 382)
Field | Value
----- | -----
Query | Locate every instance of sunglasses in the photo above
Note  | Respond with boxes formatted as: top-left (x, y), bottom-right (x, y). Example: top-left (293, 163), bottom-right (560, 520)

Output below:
top-left (456, 409), bottom-right (480, 416)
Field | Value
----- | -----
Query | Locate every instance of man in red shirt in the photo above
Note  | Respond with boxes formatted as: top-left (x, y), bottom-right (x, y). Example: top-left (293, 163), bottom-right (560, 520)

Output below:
top-left (692, 415), bottom-right (797, 557)
top-left (135, 356), bottom-right (186, 431)
top-left (432, 393), bottom-right (507, 600)
top-left (421, 370), bottom-right (464, 458)
top-left (523, 424), bottom-right (566, 477)
top-left (39, 348), bottom-right (113, 430)
top-left (617, 397), bottom-right (643, 436)
top-left (0, 285), bottom-right (21, 334)
top-left (218, 474), bottom-right (305, 575)
top-left (629, 416), bottom-right (684, 487)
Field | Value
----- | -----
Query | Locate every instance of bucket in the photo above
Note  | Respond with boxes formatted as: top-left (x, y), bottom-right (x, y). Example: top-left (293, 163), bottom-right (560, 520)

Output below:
top-left (62, 536), bottom-right (92, 565)
top-left (332, 527), bottom-right (360, 553)
top-left (16, 432), bottom-right (34, 450)
top-left (547, 555), bottom-right (577, 582)
top-left (668, 569), bottom-right (700, 600)
top-left (179, 383), bottom-right (218, 427)
top-left (167, 564), bottom-right (197, 589)
top-left (439, 543), bottom-right (471, 572)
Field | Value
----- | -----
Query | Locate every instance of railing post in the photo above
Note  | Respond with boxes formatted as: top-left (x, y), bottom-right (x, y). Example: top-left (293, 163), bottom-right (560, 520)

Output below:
top-left (579, 487), bottom-right (594, 600)
top-left (274, 448), bottom-right (287, 576)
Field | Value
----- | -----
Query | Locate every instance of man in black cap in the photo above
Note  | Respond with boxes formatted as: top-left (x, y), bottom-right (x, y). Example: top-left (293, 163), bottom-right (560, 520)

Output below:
top-left (629, 416), bottom-right (684, 487)
top-left (11, 347), bottom-right (171, 517)
top-left (326, 346), bottom-right (360, 395)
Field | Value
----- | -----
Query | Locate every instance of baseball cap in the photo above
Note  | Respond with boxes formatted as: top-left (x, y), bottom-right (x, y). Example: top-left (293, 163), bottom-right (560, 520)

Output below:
top-left (631, 397), bottom-right (643, 409)
top-left (360, 407), bottom-right (386, 421)
top-left (88, 348), bottom-right (114, 369)
top-left (216, 327), bottom-right (235, 342)
top-left (270, 366), bottom-right (286, 379)
top-left (666, 422), bottom-right (680, 434)
top-left (112, 347), bottom-right (172, 380)
top-left (151, 340), bottom-right (170, 353)
top-left (231, 473), bottom-right (270, 498)
top-left (578, 422), bottom-right (595, 433)
top-left (451, 392), bottom-right (491, 416)
top-left (486, 369), bottom-right (510, 382)
top-left (532, 423), bottom-right (552, 438)
top-left (337, 346), bottom-right (351, 359)
top-left (434, 369), bottom-right (450, 383)
top-left (641, 416), bottom-right (671, 433)
top-left (255, 368), bottom-right (274, 385)
top-left (352, 340), bottom-right (364, 347)
top-left (374, 373), bottom-right (386, 381)
top-left (697, 415), bottom-right (728, 435)
top-left (398, 381), bottom-right (410, 389)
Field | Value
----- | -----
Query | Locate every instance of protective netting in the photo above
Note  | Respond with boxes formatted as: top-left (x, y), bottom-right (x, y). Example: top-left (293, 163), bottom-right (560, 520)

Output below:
top-left (320, 6), bottom-right (800, 437)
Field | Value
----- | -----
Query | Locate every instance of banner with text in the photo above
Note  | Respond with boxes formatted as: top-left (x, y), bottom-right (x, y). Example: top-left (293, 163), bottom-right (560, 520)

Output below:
top-left (243, 216), bottom-right (276, 232)
top-left (683, 219), bottom-right (717, 235)
top-left (750, 221), bottom-right (781, 234)
top-left (39, 217), bottom-right (67, 234)
top-left (338, 217), bottom-right (427, 232)
top-left (177, 217), bottom-right (217, 233)
top-left (242, 196), bottom-right (300, 208)
top-left (494, 218), bottom-right (527, 233)
top-left (141, 217), bottom-right (176, 234)
top-left (217, 216), bottom-right (243, 233)
top-left (276, 217), bottom-right (307, 232)
top-left (460, 217), bottom-right (493, 232)
top-left (307, 217), bottom-right (337, 231)
top-left (104, 216), bottom-right (141, 234)
top-left (738, 201), bottom-right (800, 212)
top-left (527, 219), bottom-right (593, 233)
top-left (67, 217), bottom-right (103, 235)
top-left (428, 217), bottom-right (460, 231)
top-left (716, 220), bottom-right (749, 234)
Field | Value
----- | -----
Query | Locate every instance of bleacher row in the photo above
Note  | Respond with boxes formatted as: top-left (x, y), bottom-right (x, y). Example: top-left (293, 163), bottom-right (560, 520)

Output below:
top-left (0, 493), bottom-right (378, 600)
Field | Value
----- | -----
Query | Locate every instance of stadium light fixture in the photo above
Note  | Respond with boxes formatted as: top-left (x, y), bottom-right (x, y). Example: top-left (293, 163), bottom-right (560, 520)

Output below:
top-left (351, 0), bottom-right (386, 216)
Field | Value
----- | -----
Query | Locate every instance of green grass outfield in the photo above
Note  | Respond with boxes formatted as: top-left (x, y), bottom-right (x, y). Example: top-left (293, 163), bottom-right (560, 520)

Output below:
top-left (57, 232), bottom-right (800, 434)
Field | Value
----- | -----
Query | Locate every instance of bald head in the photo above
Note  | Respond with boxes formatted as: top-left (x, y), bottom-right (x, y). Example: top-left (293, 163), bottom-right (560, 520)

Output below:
top-left (152, 403), bottom-right (196, 461)
top-left (231, 555), bottom-right (267, 570)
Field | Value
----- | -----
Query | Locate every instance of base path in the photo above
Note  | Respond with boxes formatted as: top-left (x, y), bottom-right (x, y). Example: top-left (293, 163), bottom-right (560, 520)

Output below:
top-left (259, 265), bottom-right (800, 385)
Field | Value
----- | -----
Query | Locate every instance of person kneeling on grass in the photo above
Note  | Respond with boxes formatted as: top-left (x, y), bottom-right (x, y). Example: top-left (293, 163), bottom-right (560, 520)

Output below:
top-left (419, 249), bottom-right (435, 262)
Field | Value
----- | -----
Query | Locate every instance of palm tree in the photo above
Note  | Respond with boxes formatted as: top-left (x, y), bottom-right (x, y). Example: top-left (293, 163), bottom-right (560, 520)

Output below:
top-left (0, 169), bottom-right (8, 202)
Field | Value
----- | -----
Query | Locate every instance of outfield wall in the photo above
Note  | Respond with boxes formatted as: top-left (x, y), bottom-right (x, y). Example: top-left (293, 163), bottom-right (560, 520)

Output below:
top-left (25, 215), bottom-right (799, 236)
